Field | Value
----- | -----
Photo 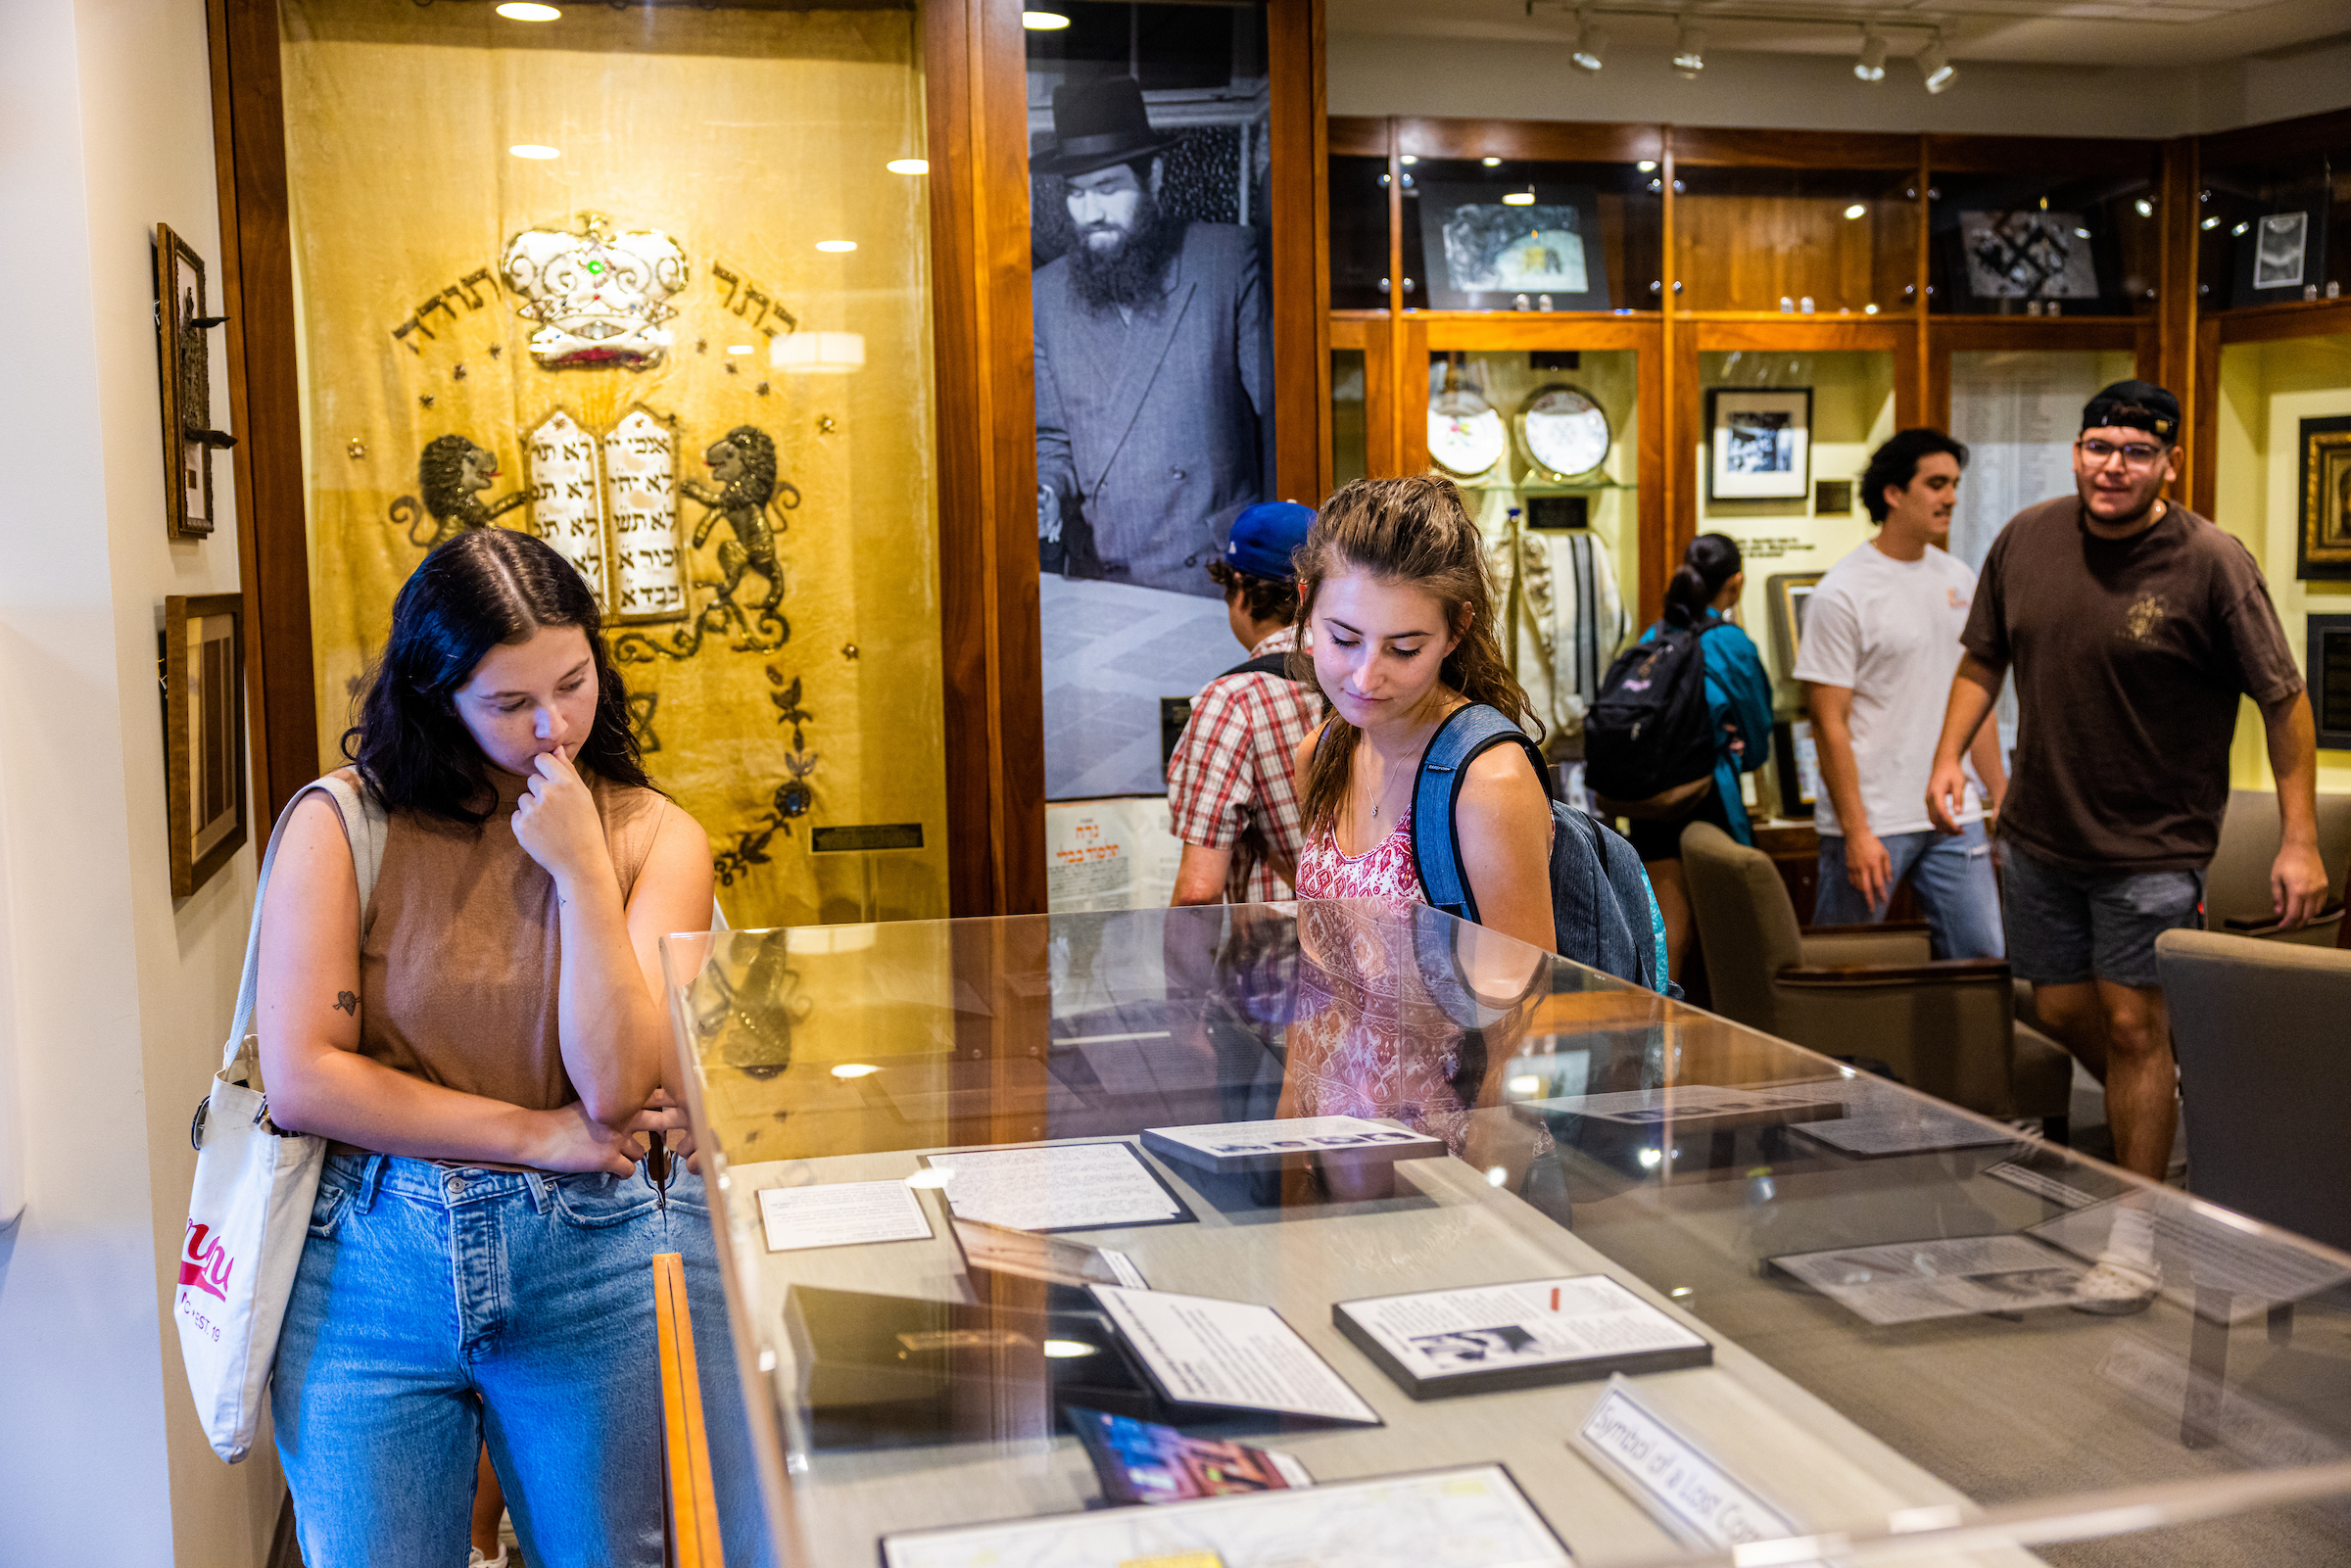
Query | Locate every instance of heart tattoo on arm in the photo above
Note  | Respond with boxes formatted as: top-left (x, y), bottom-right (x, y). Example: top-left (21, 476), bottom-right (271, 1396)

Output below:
top-left (332, 991), bottom-right (359, 1016)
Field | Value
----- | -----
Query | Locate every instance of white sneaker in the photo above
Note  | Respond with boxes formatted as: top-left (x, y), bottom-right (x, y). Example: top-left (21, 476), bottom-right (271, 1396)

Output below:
top-left (2071, 1253), bottom-right (2161, 1315)
top-left (467, 1548), bottom-right (507, 1568)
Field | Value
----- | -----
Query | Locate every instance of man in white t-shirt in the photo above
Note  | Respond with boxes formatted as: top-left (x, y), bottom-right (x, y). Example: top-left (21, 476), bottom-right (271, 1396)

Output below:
top-left (1795, 428), bottom-right (2009, 958)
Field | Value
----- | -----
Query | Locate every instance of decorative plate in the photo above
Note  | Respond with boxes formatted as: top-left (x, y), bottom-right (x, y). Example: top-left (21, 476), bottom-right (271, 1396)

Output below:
top-left (1428, 388), bottom-right (1509, 477)
top-left (1518, 385), bottom-right (1611, 482)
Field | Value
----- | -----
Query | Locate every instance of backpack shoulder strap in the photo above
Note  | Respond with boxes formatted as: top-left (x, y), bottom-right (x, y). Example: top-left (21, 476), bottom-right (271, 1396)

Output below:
top-left (1218, 652), bottom-right (1298, 683)
top-left (218, 774), bottom-right (389, 1073)
top-left (1410, 704), bottom-right (1554, 926)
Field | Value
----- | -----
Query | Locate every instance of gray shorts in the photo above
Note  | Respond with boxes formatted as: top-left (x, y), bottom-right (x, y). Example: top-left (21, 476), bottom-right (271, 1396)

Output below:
top-left (1998, 838), bottom-right (2204, 990)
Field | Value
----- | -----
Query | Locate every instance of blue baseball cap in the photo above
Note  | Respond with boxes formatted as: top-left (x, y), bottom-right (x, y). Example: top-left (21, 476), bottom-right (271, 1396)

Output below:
top-left (1219, 501), bottom-right (1315, 582)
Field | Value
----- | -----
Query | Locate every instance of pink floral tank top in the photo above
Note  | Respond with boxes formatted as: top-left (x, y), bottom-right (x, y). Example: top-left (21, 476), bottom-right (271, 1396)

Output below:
top-left (1294, 808), bottom-right (1426, 913)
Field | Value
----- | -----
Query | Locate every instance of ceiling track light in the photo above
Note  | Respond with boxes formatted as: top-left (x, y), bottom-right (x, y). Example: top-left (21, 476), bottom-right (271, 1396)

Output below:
top-left (1918, 32), bottom-right (1955, 94)
top-left (1571, 7), bottom-right (1607, 71)
top-left (1672, 16), bottom-right (1704, 77)
top-left (1854, 25), bottom-right (1888, 82)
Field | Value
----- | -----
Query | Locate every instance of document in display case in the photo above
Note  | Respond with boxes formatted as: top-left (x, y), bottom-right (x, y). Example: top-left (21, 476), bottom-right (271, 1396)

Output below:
top-left (1334, 1275), bottom-right (1711, 1399)
top-left (1089, 1286), bottom-right (1381, 1426)
top-left (1141, 1115), bottom-right (1447, 1175)
top-left (879, 1463), bottom-right (1570, 1568)
top-left (919, 1141), bottom-right (1194, 1233)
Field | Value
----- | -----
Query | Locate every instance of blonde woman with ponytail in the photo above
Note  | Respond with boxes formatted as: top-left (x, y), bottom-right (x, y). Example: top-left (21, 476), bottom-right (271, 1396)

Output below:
top-left (1287, 475), bottom-right (1558, 954)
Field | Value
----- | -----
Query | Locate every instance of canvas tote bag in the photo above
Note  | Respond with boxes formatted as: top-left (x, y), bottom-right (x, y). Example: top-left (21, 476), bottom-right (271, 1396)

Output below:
top-left (177, 774), bottom-right (386, 1462)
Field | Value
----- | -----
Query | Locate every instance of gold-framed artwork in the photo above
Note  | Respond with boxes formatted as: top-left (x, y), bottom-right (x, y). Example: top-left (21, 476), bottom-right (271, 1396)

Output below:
top-left (154, 222), bottom-right (235, 540)
top-left (2299, 414), bottom-right (2351, 582)
top-left (1765, 570), bottom-right (1825, 681)
top-left (163, 594), bottom-right (248, 897)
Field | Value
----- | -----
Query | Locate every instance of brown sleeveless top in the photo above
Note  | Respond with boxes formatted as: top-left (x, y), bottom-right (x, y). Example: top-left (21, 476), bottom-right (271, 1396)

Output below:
top-left (338, 764), bottom-right (669, 1112)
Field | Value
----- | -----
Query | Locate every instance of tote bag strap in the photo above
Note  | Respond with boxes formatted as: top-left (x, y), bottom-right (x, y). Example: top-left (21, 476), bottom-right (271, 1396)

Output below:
top-left (218, 774), bottom-right (390, 1073)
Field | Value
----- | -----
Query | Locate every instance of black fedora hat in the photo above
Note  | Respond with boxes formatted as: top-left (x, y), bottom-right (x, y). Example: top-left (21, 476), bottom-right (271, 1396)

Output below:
top-left (1032, 76), bottom-right (1175, 178)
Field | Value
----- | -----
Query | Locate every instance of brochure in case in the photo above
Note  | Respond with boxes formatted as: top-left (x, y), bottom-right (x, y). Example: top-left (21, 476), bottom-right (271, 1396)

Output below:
top-left (1067, 1406), bottom-right (1311, 1504)
top-left (1790, 1102), bottom-right (2020, 1158)
top-left (1088, 1286), bottom-right (1381, 1426)
top-left (1141, 1115), bottom-right (1447, 1175)
top-left (1770, 1234), bottom-right (2092, 1324)
top-left (1333, 1275), bottom-right (1711, 1399)
top-left (879, 1462), bottom-right (1570, 1568)
top-left (948, 1216), bottom-right (1149, 1291)
top-left (916, 1140), bottom-right (1194, 1234)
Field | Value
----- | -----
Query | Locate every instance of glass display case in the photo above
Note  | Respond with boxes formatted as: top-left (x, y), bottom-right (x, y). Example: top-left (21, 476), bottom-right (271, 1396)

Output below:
top-left (1397, 158), bottom-right (1663, 314)
top-left (275, 0), bottom-right (951, 929)
top-left (1672, 166), bottom-right (1918, 317)
top-left (1927, 156), bottom-right (2162, 318)
top-left (1329, 153), bottom-right (1395, 310)
top-left (2197, 125), bottom-right (2349, 311)
top-left (664, 902), bottom-right (2351, 1567)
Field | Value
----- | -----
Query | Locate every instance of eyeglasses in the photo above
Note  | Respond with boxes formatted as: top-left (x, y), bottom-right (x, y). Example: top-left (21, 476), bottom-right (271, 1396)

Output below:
top-left (2077, 437), bottom-right (2167, 467)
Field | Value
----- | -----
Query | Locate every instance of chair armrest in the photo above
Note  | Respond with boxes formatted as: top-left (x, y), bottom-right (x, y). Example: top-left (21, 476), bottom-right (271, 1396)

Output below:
top-left (1777, 958), bottom-right (2011, 987)
top-left (2213, 902), bottom-right (2344, 939)
top-left (1799, 925), bottom-right (1933, 968)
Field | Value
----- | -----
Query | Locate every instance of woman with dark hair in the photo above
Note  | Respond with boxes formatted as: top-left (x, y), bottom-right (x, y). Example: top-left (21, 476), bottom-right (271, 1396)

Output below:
top-left (1287, 474), bottom-right (1558, 952)
top-left (1628, 532), bottom-right (1774, 979)
top-left (254, 529), bottom-right (715, 1565)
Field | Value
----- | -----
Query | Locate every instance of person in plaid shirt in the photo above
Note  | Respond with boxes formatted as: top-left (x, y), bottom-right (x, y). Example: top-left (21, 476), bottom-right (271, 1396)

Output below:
top-left (1169, 502), bottom-right (1322, 904)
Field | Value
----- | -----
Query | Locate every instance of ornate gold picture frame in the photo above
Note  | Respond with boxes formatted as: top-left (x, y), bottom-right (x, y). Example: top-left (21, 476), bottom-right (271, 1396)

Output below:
top-left (2299, 414), bottom-right (2351, 582)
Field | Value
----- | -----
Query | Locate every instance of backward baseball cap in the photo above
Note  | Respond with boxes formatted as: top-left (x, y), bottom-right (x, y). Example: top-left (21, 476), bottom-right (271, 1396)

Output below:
top-left (2081, 379), bottom-right (2182, 444)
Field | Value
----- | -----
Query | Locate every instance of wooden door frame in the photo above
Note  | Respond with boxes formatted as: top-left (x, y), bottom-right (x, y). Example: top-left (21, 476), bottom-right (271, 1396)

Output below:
top-left (208, 0), bottom-right (1327, 919)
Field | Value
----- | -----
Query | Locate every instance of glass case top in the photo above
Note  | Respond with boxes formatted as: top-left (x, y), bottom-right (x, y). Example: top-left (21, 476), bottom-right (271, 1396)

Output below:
top-left (663, 904), bottom-right (2351, 1567)
top-left (2195, 137), bottom-right (2347, 310)
top-left (1928, 165), bottom-right (2160, 318)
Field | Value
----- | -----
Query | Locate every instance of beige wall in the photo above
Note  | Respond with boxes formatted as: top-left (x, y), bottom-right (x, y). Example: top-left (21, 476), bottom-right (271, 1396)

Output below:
top-left (2213, 334), bottom-right (2351, 796)
top-left (1327, 32), bottom-right (2351, 138)
top-left (0, 0), bottom-right (284, 1561)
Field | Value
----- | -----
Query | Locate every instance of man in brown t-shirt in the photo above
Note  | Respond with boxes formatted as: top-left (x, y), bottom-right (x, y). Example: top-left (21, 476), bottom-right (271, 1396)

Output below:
top-left (1926, 380), bottom-right (2328, 1307)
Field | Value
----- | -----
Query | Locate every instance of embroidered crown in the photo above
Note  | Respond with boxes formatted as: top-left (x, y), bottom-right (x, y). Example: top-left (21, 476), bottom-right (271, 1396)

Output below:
top-left (502, 213), bottom-right (688, 370)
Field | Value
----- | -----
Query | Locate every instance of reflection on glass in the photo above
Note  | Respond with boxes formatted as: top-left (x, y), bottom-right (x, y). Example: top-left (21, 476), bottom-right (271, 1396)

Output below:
top-left (2197, 132), bottom-right (2350, 309)
top-left (1328, 154), bottom-right (1393, 309)
top-left (1330, 348), bottom-right (1367, 487)
top-left (666, 902), bottom-right (2351, 1567)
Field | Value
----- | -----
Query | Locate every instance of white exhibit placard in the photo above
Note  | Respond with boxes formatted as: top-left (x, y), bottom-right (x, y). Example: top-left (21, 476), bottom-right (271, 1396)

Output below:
top-left (881, 1462), bottom-right (1568, 1568)
top-left (1336, 1275), bottom-right (1709, 1398)
top-left (1090, 1286), bottom-right (1380, 1425)
top-left (757, 1179), bottom-right (933, 1254)
top-left (923, 1141), bottom-right (1187, 1233)
top-left (1576, 1375), bottom-right (1798, 1548)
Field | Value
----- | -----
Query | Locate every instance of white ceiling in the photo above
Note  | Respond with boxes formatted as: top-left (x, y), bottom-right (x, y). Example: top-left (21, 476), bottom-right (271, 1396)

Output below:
top-left (1327, 0), bottom-right (2351, 68)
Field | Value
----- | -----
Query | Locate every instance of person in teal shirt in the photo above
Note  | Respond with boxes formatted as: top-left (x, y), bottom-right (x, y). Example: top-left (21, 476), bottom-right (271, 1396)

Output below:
top-left (1626, 534), bottom-right (1775, 980)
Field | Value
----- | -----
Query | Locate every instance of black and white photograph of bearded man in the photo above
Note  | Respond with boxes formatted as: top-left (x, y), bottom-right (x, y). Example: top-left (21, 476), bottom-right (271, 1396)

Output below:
top-left (1033, 74), bottom-right (1267, 595)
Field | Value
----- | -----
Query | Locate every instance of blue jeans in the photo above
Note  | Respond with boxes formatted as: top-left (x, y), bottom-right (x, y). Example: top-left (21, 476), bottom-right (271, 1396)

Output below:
top-left (1814, 821), bottom-right (2005, 960)
top-left (272, 1147), bottom-right (769, 1568)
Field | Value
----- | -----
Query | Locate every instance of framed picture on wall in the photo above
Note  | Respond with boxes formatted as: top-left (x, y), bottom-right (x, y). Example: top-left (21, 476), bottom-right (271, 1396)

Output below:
top-left (154, 222), bottom-right (234, 541)
top-left (2310, 615), bottom-right (2351, 750)
top-left (2298, 414), bottom-right (2351, 582)
top-left (1765, 571), bottom-right (1825, 680)
top-left (162, 593), bottom-right (248, 898)
top-left (1707, 389), bottom-right (1812, 502)
top-left (1416, 183), bottom-right (1608, 312)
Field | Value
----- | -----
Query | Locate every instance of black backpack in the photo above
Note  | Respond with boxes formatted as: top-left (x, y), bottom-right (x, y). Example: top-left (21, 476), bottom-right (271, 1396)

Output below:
top-left (1583, 624), bottom-right (1715, 808)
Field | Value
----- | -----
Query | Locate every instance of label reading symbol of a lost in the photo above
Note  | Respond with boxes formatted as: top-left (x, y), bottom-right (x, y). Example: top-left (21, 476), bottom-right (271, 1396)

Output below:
top-left (602, 408), bottom-right (688, 622)
top-left (526, 409), bottom-right (607, 607)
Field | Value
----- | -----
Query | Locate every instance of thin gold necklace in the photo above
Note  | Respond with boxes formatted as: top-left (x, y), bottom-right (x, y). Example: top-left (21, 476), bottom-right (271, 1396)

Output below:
top-left (1366, 731), bottom-right (1433, 826)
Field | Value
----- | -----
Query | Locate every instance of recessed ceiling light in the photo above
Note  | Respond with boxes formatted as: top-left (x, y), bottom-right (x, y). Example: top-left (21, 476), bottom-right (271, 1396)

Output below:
top-left (2200, 215), bottom-right (2222, 230)
top-left (727, 344), bottom-right (756, 356)
top-left (2135, 198), bottom-right (2155, 217)
top-left (1482, 157), bottom-right (1503, 167)
top-left (1022, 10), bottom-right (1069, 27)
top-left (1400, 155), bottom-right (1418, 166)
top-left (1844, 203), bottom-right (1867, 220)
top-left (887, 159), bottom-right (929, 174)
top-left (2077, 226), bottom-right (2094, 238)
top-left (1636, 160), bottom-right (1657, 172)
top-left (497, 2), bottom-right (560, 18)
top-left (1042, 1340), bottom-right (1098, 1358)
top-left (1503, 190), bottom-right (1536, 206)
top-left (830, 1062), bottom-right (879, 1077)
top-left (508, 144), bottom-right (559, 160)
top-left (2231, 221), bottom-right (2249, 236)
top-left (815, 239), bottom-right (857, 253)
top-left (1864, 303), bottom-right (1880, 314)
